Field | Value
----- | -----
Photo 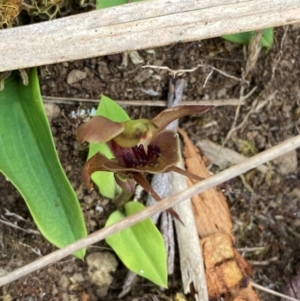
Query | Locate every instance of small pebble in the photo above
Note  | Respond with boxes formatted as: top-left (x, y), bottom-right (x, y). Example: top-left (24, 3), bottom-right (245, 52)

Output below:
top-left (86, 252), bottom-right (118, 287)
top-left (84, 195), bottom-right (93, 205)
top-left (44, 103), bottom-right (61, 122)
top-left (67, 70), bottom-right (87, 85)
top-left (58, 274), bottom-right (70, 290)
top-left (71, 272), bottom-right (85, 283)
top-left (101, 199), bottom-right (110, 206)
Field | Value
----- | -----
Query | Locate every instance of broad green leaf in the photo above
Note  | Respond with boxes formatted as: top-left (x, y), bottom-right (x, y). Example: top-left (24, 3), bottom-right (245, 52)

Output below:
top-left (105, 202), bottom-right (167, 287)
top-left (0, 69), bottom-right (86, 258)
top-left (222, 28), bottom-right (274, 48)
top-left (96, 0), bottom-right (143, 9)
top-left (89, 95), bottom-right (130, 199)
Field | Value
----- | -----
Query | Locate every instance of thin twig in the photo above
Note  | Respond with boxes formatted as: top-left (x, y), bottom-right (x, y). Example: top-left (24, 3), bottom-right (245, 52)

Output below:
top-left (251, 282), bottom-right (300, 301)
top-left (244, 30), bottom-right (263, 79)
top-left (0, 217), bottom-right (40, 235)
top-left (237, 246), bottom-right (268, 253)
top-left (222, 86), bottom-right (257, 146)
top-left (248, 257), bottom-right (278, 266)
top-left (42, 96), bottom-right (245, 107)
top-left (228, 85), bottom-right (246, 140)
top-left (271, 26), bottom-right (289, 81)
top-left (203, 69), bottom-right (214, 88)
top-left (19, 242), bottom-right (42, 257)
top-left (254, 90), bottom-right (277, 113)
top-left (232, 90), bottom-right (277, 134)
top-left (142, 62), bottom-right (249, 85)
top-left (1, 134), bottom-right (300, 286)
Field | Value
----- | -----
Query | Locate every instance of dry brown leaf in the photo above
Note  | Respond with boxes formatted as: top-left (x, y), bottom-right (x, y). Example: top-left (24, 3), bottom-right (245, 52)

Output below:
top-left (178, 128), bottom-right (232, 237)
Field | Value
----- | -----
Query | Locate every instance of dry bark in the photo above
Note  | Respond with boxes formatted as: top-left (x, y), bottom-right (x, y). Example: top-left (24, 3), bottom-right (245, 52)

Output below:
top-left (179, 128), bottom-right (233, 238)
top-left (179, 128), bottom-right (260, 301)
top-left (1, 0), bottom-right (300, 71)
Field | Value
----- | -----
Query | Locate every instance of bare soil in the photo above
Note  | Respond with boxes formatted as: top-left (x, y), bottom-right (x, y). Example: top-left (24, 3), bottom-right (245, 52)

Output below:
top-left (1, 23), bottom-right (300, 301)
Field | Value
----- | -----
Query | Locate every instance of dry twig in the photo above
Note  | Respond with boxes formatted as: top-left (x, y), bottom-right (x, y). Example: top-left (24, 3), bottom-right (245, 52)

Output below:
top-left (271, 26), bottom-right (289, 81)
top-left (1, 134), bottom-right (300, 286)
top-left (244, 30), bottom-right (263, 79)
top-left (42, 96), bottom-right (245, 107)
top-left (223, 88), bottom-right (277, 146)
top-left (142, 62), bottom-right (249, 85)
top-left (222, 86), bottom-right (257, 146)
top-left (251, 282), bottom-right (300, 301)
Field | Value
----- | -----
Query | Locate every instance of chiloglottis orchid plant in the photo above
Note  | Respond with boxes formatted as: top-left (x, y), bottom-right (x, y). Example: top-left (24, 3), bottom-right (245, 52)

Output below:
top-left (76, 105), bottom-right (211, 220)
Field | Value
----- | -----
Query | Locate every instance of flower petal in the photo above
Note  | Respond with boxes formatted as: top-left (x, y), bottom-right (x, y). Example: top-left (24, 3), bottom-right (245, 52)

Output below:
top-left (132, 173), bottom-right (184, 224)
top-left (82, 152), bottom-right (118, 191)
top-left (150, 130), bottom-right (180, 170)
top-left (114, 174), bottom-right (136, 208)
top-left (151, 105), bottom-right (212, 133)
top-left (77, 116), bottom-right (124, 144)
top-left (170, 165), bottom-right (204, 182)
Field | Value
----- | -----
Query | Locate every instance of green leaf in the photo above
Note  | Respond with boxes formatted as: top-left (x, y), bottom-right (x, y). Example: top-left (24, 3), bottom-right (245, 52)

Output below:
top-left (96, 95), bottom-right (130, 124)
top-left (222, 31), bottom-right (254, 45)
top-left (260, 28), bottom-right (273, 49)
top-left (96, 0), bottom-right (143, 9)
top-left (0, 69), bottom-right (86, 258)
top-left (88, 95), bottom-right (130, 199)
top-left (222, 28), bottom-right (274, 48)
top-left (105, 202), bottom-right (167, 287)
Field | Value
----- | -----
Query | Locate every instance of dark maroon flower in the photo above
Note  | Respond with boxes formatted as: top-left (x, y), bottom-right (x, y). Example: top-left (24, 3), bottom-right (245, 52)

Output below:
top-left (77, 105), bottom-right (211, 215)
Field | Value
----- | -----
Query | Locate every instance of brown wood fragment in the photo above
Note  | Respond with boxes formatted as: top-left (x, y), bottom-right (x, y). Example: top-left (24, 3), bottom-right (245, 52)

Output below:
top-left (179, 128), bottom-right (261, 301)
top-left (201, 233), bottom-right (254, 300)
top-left (178, 128), bottom-right (232, 238)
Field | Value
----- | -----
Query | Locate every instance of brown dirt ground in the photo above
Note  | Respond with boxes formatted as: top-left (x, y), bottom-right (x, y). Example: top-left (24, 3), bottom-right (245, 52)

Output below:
top-left (1, 16), bottom-right (300, 301)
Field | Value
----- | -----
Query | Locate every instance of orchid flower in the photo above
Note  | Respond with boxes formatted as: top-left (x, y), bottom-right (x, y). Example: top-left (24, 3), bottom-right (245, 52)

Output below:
top-left (77, 105), bottom-right (211, 218)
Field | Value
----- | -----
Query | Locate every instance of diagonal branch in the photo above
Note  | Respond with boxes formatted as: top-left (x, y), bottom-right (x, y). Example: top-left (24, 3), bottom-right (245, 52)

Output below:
top-left (1, 134), bottom-right (300, 286)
